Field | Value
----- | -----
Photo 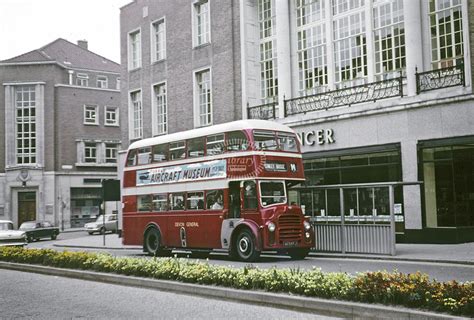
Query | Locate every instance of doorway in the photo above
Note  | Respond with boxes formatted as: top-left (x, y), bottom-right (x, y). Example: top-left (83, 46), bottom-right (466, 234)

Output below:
top-left (18, 192), bottom-right (36, 226)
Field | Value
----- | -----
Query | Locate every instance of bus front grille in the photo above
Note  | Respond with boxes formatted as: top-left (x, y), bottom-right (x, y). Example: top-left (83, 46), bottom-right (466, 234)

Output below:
top-left (278, 214), bottom-right (302, 242)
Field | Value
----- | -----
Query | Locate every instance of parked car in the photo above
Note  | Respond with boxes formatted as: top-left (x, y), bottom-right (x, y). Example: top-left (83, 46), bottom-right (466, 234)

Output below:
top-left (19, 221), bottom-right (60, 242)
top-left (84, 214), bottom-right (118, 235)
top-left (0, 220), bottom-right (27, 247)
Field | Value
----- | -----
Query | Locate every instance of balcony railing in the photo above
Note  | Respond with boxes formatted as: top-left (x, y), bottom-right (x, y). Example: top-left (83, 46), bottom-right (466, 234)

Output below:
top-left (416, 61), bottom-right (465, 94)
top-left (284, 76), bottom-right (403, 117)
top-left (247, 101), bottom-right (277, 120)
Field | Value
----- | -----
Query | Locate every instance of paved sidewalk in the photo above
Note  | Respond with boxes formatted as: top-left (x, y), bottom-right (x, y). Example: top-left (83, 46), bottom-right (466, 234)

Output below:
top-left (53, 233), bottom-right (474, 265)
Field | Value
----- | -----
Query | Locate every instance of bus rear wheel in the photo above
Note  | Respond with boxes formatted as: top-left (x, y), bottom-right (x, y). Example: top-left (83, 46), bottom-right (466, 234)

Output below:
top-left (144, 228), bottom-right (163, 256)
top-left (234, 229), bottom-right (260, 262)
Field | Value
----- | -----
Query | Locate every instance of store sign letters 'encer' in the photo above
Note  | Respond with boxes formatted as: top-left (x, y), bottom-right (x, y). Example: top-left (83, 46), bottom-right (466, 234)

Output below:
top-left (297, 129), bottom-right (335, 147)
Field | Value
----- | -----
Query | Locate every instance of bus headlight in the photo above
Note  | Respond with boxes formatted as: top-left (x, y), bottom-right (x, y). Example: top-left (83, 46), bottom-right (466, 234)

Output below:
top-left (267, 222), bottom-right (276, 232)
top-left (303, 221), bottom-right (311, 231)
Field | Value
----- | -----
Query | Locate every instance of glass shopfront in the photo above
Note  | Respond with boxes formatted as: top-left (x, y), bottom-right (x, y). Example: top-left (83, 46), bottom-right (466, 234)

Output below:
top-left (420, 138), bottom-right (474, 229)
top-left (70, 188), bottom-right (102, 228)
top-left (299, 145), bottom-right (404, 229)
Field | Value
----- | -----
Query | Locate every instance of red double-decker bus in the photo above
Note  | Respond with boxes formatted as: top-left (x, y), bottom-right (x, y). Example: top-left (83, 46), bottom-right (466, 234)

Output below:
top-left (121, 120), bottom-right (314, 261)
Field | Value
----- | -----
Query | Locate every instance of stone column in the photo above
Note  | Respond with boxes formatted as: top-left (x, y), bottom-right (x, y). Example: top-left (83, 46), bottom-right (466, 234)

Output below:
top-left (403, 0), bottom-right (424, 96)
top-left (275, 0), bottom-right (292, 118)
top-left (401, 140), bottom-right (422, 230)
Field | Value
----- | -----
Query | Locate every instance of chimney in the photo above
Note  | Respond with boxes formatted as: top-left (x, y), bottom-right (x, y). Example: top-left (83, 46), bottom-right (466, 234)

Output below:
top-left (77, 40), bottom-right (88, 50)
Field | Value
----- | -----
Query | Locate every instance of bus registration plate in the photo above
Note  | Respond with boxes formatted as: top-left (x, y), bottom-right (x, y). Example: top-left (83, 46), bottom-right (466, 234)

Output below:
top-left (283, 241), bottom-right (297, 247)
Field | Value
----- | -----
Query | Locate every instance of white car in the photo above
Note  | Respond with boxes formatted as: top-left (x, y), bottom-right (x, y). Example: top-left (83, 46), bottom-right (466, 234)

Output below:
top-left (0, 220), bottom-right (27, 247)
top-left (84, 214), bottom-right (118, 235)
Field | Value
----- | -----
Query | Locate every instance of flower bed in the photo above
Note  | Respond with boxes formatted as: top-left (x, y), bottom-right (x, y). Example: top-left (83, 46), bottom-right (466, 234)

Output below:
top-left (0, 247), bottom-right (472, 316)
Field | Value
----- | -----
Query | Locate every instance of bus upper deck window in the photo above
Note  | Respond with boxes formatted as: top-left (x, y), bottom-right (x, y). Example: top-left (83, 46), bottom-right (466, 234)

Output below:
top-left (126, 149), bottom-right (137, 166)
top-left (153, 144), bottom-right (169, 162)
top-left (277, 133), bottom-right (298, 152)
top-left (170, 141), bottom-right (185, 160)
top-left (253, 131), bottom-right (277, 150)
top-left (206, 134), bottom-right (225, 155)
top-left (188, 137), bottom-right (205, 158)
top-left (227, 131), bottom-right (248, 152)
top-left (137, 147), bottom-right (152, 165)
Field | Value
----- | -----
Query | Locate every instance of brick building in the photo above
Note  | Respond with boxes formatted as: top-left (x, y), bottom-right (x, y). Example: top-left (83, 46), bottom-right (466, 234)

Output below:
top-left (120, 0), bottom-right (473, 243)
top-left (0, 38), bottom-right (121, 229)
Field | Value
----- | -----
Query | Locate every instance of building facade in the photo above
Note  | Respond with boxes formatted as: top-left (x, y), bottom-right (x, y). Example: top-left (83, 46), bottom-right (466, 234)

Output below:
top-left (0, 39), bottom-right (121, 229)
top-left (120, 0), bottom-right (242, 148)
top-left (120, 0), bottom-right (473, 243)
top-left (244, 0), bottom-right (474, 243)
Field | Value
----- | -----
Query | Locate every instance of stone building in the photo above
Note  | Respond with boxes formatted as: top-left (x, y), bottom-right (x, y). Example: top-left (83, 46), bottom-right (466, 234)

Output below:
top-left (120, 0), bottom-right (473, 243)
top-left (0, 38), bottom-right (121, 229)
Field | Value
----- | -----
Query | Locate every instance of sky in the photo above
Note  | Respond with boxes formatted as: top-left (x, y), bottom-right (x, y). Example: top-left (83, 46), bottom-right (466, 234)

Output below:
top-left (0, 0), bottom-right (131, 63)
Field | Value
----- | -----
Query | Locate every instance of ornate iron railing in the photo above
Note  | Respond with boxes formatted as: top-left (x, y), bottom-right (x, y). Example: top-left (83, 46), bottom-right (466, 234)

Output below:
top-left (284, 75), bottom-right (403, 117)
top-left (247, 101), bottom-right (278, 120)
top-left (416, 61), bottom-right (465, 94)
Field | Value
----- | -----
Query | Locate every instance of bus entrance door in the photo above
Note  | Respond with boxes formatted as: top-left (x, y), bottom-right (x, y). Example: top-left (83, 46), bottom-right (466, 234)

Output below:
top-left (229, 181), bottom-right (241, 219)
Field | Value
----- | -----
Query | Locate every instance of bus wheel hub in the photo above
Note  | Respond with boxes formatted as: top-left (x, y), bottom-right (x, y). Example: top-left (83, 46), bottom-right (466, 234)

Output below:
top-left (239, 238), bottom-right (249, 252)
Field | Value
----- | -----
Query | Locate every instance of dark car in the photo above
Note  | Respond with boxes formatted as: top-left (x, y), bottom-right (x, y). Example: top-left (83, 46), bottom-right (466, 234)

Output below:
top-left (19, 221), bottom-right (60, 242)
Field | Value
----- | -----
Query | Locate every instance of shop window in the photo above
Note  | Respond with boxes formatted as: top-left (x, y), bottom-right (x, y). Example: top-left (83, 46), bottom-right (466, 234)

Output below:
top-left (421, 143), bottom-right (474, 228)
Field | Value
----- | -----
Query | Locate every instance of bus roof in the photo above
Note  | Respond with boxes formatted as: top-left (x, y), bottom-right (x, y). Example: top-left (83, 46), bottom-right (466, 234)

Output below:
top-left (128, 120), bottom-right (295, 150)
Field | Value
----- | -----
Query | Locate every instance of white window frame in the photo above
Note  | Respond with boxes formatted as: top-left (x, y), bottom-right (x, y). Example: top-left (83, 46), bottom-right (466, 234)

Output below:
top-left (15, 85), bottom-right (37, 165)
top-left (295, 0), bottom-right (328, 96)
top-left (129, 89), bottom-right (143, 140)
top-left (105, 143), bottom-right (118, 163)
top-left (128, 28), bottom-right (142, 70)
top-left (193, 67), bottom-right (212, 128)
top-left (76, 73), bottom-right (89, 86)
top-left (104, 106), bottom-right (119, 126)
top-left (84, 142), bottom-right (97, 163)
top-left (83, 104), bottom-right (99, 125)
top-left (97, 75), bottom-right (108, 89)
top-left (151, 17), bottom-right (166, 62)
top-left (192, 0), bottom-right (211, 47)
top-left (258, 0), bottom-right (278, 104)
top-left (152, 81), bottom-right (168, 136)
top-left (373, 0), bottom-right (405, 80)
top-left (429, 0), bottom-right (464, 69)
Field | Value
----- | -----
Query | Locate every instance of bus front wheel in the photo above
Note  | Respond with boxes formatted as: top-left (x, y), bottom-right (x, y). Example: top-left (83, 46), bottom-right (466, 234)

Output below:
top-left (234, 229), bottom-right (260, 262)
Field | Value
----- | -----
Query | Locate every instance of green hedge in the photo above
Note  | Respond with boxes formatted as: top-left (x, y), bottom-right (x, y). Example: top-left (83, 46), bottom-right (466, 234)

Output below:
top-left (0, 247), bottom-right (472, 316)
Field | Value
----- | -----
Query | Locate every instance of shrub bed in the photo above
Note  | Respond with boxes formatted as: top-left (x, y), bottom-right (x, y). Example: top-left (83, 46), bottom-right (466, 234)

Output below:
top-left (0, 247), bottom-right (472, 316)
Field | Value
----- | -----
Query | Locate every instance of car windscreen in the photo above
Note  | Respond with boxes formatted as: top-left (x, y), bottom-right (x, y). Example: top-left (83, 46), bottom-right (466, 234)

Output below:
top-left (19, 222), bottom-right (37, 230)
top-left (0, 222), bottom-right (14, 231)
